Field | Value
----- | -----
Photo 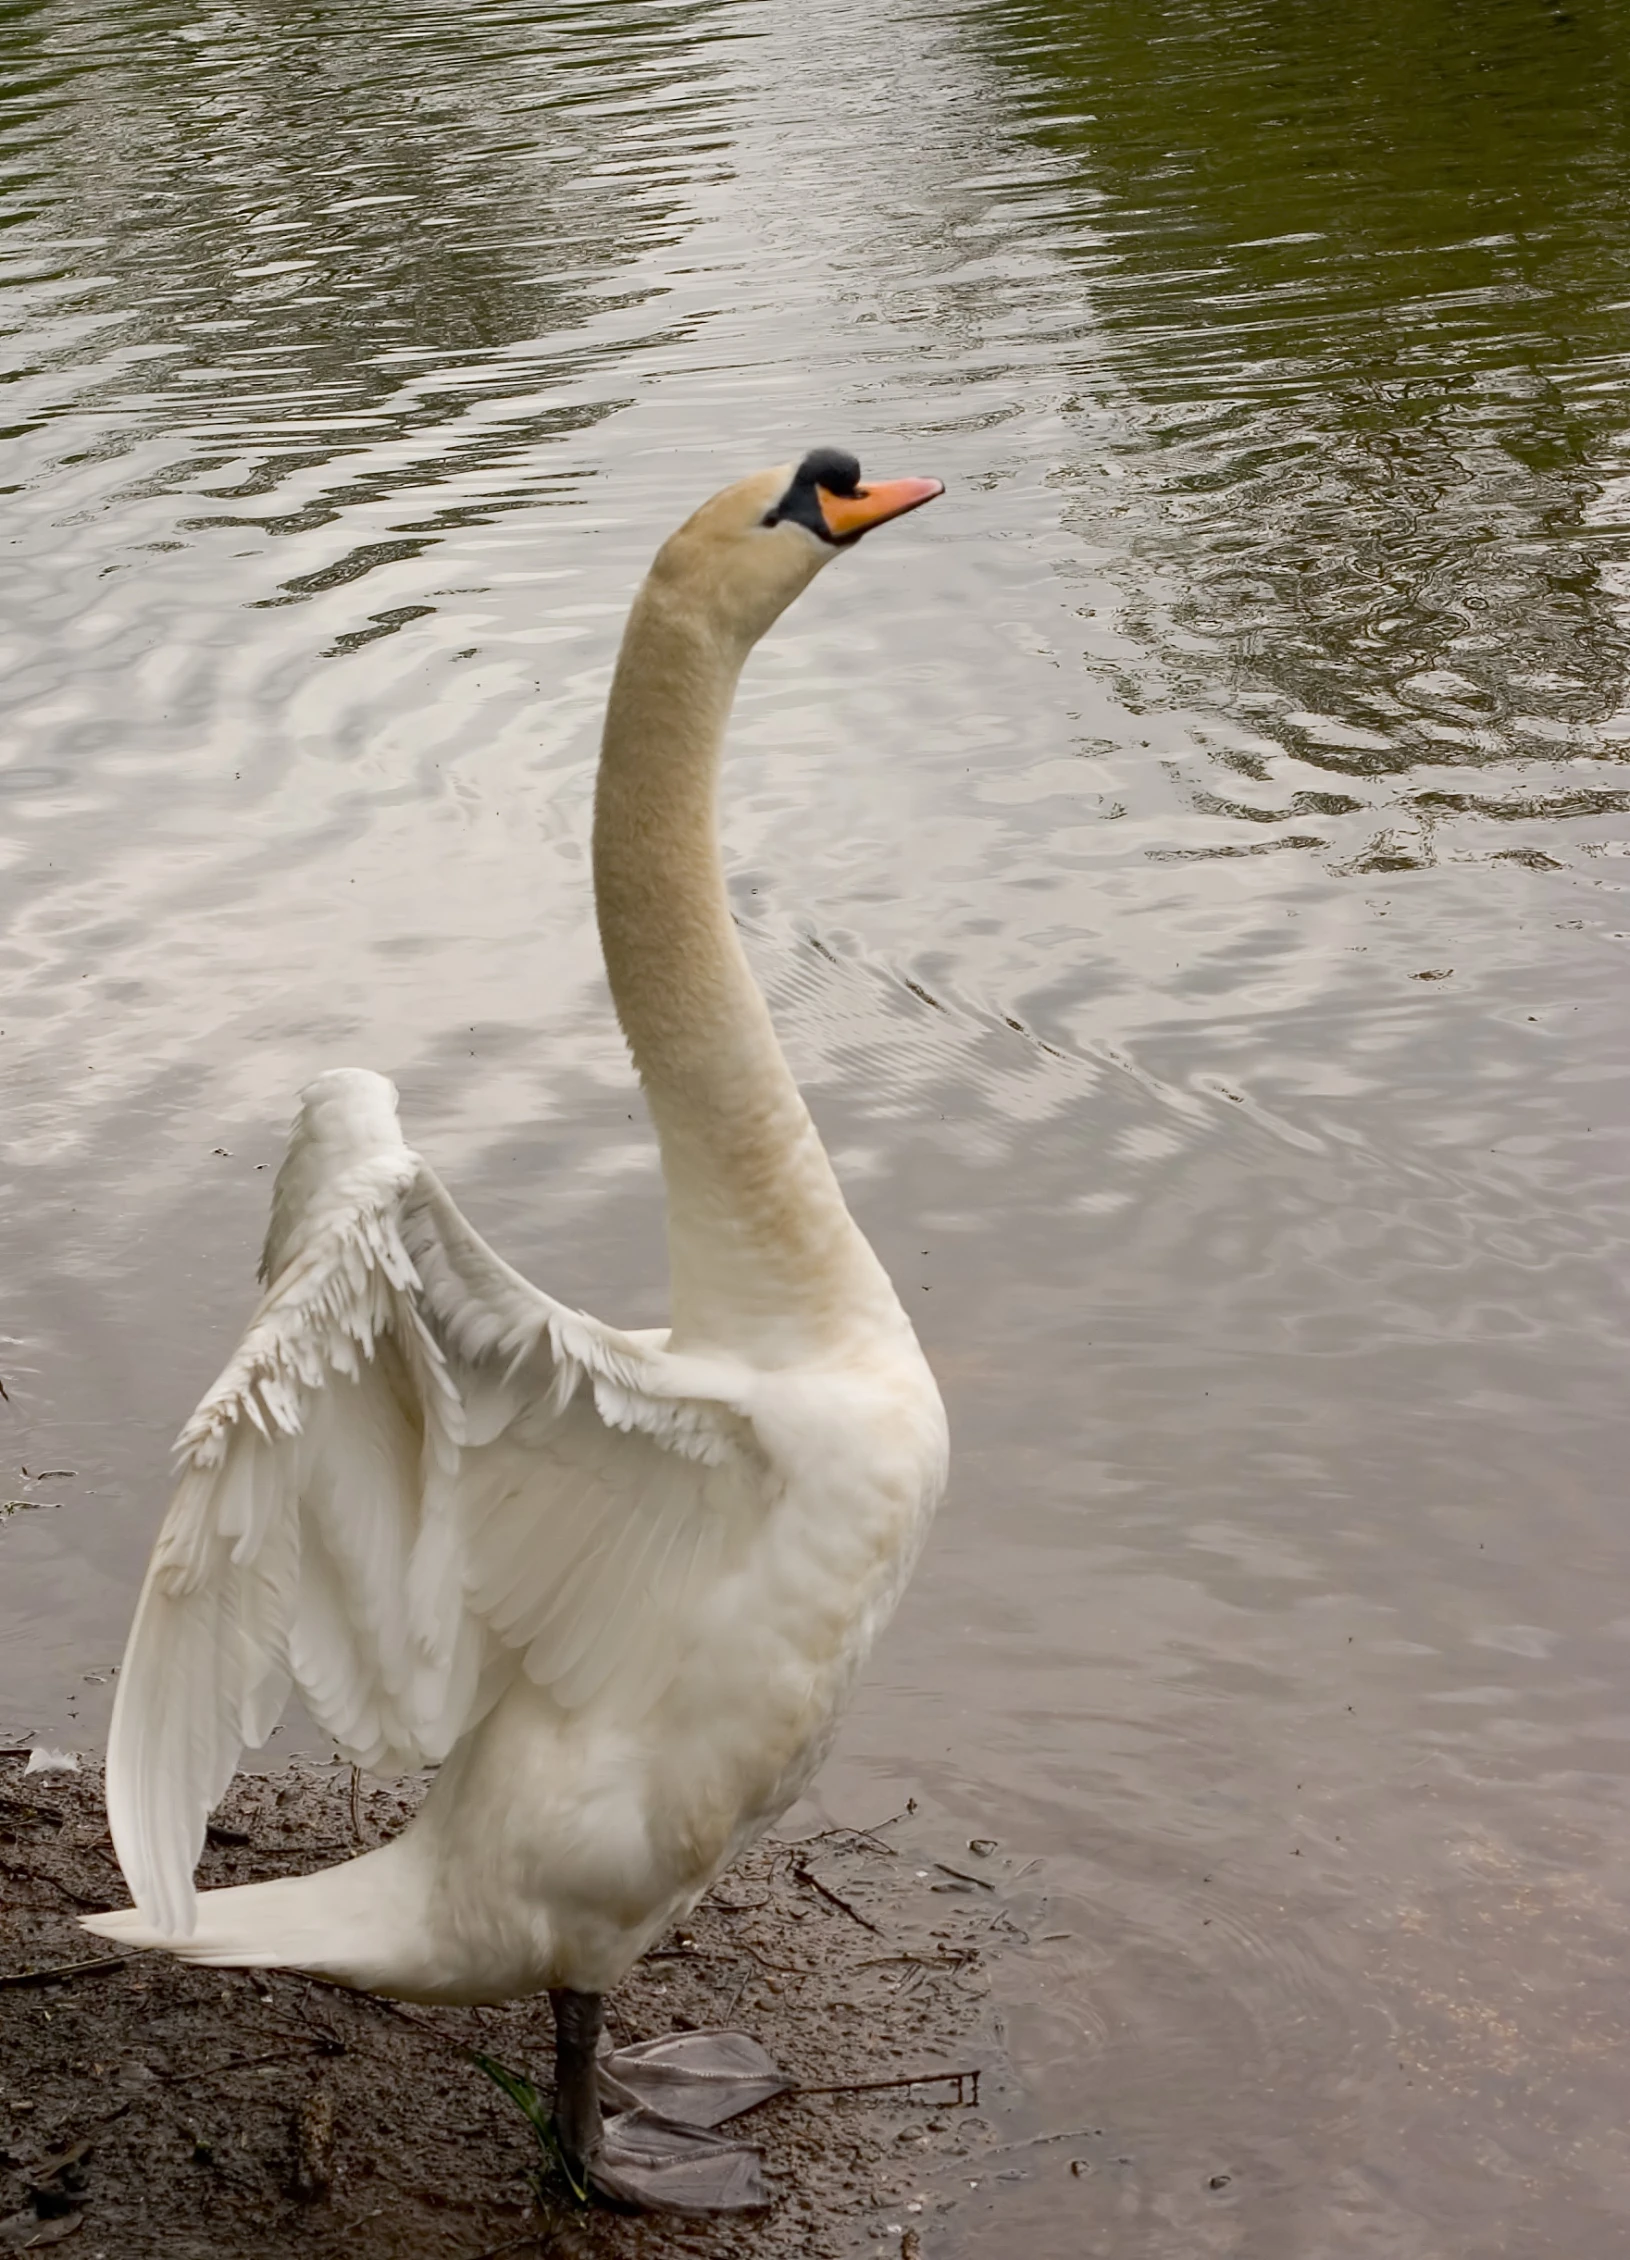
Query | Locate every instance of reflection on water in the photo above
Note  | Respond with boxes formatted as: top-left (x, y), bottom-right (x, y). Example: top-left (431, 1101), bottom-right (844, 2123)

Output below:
top-left (988, 0), bottom-right (1630, 870)
top-left (3, 0), bottom-right (1630, 2250)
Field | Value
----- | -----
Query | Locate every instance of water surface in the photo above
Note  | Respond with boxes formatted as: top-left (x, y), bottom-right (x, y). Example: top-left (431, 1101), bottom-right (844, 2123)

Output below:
top-left (4, 0), bottom-right (1630, 2249)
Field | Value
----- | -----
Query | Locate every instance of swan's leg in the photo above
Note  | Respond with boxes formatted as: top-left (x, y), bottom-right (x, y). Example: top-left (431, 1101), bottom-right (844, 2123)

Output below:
top-left (551, 1991), bottom-right (780, 2213)
top-left (549, 1988), bottom-right (604, 2191)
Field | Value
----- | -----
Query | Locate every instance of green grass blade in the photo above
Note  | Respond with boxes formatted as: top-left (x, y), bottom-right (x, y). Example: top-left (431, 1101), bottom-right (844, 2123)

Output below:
top-left (469, 2051), bottom-right (591, 2204)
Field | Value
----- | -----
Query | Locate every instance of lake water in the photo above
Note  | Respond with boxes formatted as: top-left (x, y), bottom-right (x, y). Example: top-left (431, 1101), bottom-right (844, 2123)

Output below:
top-left (5, 0), bottom-right (1630, 2249)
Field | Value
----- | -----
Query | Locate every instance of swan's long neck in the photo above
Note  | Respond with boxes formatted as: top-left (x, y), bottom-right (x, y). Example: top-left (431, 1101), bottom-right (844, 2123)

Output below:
top-left (593, 571), bottom-right (893, 1359)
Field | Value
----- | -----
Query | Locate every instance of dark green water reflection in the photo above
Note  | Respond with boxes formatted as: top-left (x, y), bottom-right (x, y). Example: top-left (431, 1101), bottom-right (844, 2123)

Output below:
top-left (987, 0), bottom-right (1630, 857)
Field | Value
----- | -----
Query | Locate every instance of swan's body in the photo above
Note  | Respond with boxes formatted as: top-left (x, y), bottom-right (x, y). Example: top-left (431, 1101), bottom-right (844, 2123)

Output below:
top-left (86, 450), bottom-right (947, 2204)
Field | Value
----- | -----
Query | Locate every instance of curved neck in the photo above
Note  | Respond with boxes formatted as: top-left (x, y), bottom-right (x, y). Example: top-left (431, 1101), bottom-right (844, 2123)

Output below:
top-left (592, 573), bottom-right (893, 1359)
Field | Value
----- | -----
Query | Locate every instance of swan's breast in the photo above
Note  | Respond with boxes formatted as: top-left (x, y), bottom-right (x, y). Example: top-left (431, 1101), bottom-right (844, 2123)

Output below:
top-left (654, 1346), bottom-right (948, 1828)
top-left (421, 1344), bottom-right (946, 1993)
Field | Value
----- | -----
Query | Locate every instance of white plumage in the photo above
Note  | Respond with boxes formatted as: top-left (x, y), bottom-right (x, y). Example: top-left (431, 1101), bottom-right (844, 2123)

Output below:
top-left (85, 454), bottom-right (949, 2096)
top-left (94, 1063), bottom-right (942, 2005)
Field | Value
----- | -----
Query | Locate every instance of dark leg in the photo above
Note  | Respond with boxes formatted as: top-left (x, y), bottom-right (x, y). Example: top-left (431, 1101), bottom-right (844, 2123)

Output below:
top-left (550, 1987), bottom-right (604, 2189)
top-left (548, 1991), bottom-right (784, 2214)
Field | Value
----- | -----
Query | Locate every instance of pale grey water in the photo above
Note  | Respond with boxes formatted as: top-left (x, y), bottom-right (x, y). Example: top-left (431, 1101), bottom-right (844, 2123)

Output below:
top-left (4, 0), bottom-right (1630, 2249)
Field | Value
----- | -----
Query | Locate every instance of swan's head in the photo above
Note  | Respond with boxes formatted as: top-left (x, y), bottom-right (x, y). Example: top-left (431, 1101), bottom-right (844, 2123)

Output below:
top-left (650, 447), bottom-right (944, 648)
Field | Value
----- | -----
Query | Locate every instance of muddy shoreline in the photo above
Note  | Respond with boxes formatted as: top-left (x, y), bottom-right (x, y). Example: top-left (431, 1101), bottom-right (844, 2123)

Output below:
top-left (0, 1756), bottom-right (1006, 2258)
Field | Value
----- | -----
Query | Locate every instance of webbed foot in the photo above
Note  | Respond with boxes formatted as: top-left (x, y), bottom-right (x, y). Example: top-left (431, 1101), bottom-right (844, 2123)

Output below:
top-left (590, 2106), bottom-right (769, 2213)
top-left (599, 2029), bottom-right (791, 2129)
top-left (552, 1994), bottom-right (788, 2213)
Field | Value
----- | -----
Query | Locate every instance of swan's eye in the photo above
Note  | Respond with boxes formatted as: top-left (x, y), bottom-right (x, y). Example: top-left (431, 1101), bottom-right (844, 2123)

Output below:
top-left (760, 497), bottom-right (836, 544)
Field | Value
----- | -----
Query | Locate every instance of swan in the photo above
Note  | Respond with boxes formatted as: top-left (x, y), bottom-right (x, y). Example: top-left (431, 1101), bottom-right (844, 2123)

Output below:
top-left (84, 448), bottom-right (949, 2213)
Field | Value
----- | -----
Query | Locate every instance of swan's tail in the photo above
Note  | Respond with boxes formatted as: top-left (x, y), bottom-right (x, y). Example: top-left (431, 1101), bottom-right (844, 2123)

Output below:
top-left (82, 1839), bottom-right (437, 1995)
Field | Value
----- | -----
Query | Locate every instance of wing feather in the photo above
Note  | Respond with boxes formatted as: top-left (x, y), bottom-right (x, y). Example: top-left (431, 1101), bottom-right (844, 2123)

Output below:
top-left (106, 1068), bottom-right (778, 1937)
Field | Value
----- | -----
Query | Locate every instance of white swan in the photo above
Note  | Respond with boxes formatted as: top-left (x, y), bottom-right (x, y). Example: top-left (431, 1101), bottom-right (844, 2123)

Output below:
top-left (85, 448), bottom-right (948, 2212)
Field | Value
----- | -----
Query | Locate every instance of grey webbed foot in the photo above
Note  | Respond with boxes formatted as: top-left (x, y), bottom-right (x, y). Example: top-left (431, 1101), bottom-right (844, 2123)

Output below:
top-left (552, 1997), bottom-right (787, 2214)
top-left (590, 2107), bottom-right (769, 2213)
top-left (591, 2030), bottom-right (789, 2212)
top-left (599, 2030), bottom-right (791, 2128)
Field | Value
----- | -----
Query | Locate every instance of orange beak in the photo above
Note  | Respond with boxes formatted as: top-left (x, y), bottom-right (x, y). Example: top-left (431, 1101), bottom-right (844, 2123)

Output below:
top-left (817, 475), bottom-right (944, 541)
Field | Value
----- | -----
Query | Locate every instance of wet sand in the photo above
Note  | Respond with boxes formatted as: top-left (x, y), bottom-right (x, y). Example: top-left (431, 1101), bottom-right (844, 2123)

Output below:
top-left (0, 1754), bottom-right (1004, 2259)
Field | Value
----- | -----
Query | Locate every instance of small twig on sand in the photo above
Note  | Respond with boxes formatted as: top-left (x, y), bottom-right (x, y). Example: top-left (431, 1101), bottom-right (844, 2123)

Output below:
top-left (933, 1861), bottom-right (995, 1890)
top-left (0, 1953), bottom-right (130, 1990)
top-left (798, 2066), bottom-right (981, 2106)
top-left (858, 1949), bottom-right (980, 1972)
top-left (983, 2124), bottom-right (1104, 2159)
top-left (349, 1764), bottom-right (364, 1847)
top-left (792, 1823), bottom-right (898, 1858)
top-left (788, 1800), bottom-right (918, 1856)
top-left (729, 1936), bottom-right (801, 1974)
top-left (790, 1854), bottom-right (883, 1935)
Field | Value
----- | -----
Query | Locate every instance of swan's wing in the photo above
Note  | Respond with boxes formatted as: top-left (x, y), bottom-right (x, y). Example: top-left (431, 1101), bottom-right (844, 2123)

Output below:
top-left (108, 1068), bottom-right (773, 1938)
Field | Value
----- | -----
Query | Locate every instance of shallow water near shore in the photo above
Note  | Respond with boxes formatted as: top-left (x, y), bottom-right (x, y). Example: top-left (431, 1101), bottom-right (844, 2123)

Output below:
top-left (4, 0), bottom-right (1630, 2250)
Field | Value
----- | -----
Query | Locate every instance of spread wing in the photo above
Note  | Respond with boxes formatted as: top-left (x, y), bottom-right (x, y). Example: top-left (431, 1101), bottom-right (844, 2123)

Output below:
top-left (107, 1068), bottom-right (776, 1938)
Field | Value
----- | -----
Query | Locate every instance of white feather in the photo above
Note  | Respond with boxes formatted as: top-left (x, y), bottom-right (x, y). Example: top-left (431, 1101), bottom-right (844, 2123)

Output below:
top-left (86, 461), bottom-right (950, 2008)
top-left (99, 1067), bottom-right (793, 1945)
